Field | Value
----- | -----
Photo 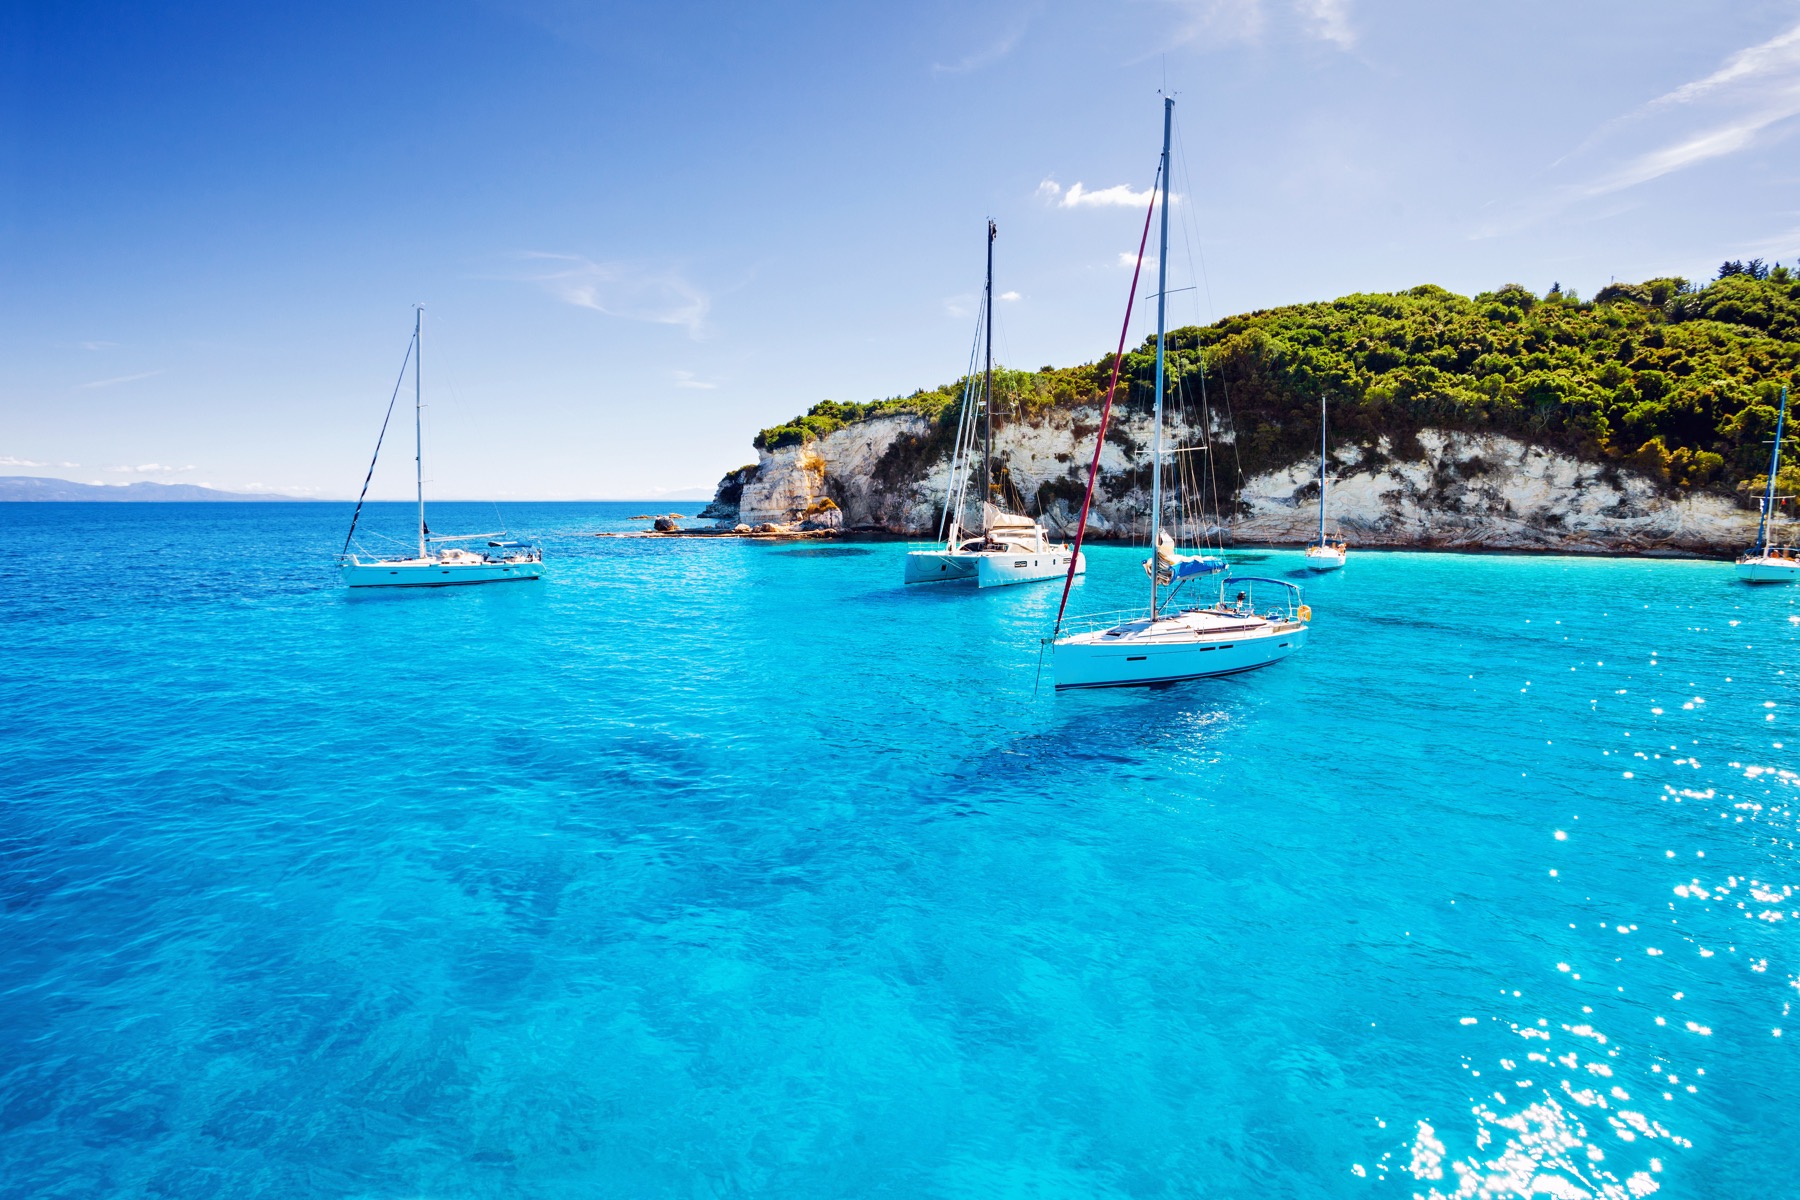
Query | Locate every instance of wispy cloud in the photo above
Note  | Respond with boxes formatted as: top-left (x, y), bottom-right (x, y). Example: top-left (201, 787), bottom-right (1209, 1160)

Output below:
top-left (1037, 179), bottom-right (1158, 208)
top-left (76, 369), bottom-right (161, 390)
top-left (1574, 21), bottom-right (1800, 200)
top-left (109, 463), bottom-right (196, 475)
top-left (1161, 0), bottom-right (1355, 50)
top-left (1165, 0), bottom-right (1266, 48)
top-left (521, 253), bottom-right (711, 336)
top-left (932, 14), bottom-right (1033, 74)
top-left (944, 293), bottom-right (978, 318)
top-left (672, 370), bottom-right (717, 390)
top-left (1295, 0), bottom-right (1354, 49)
top-left (1, 456), bottom-right (48, 467)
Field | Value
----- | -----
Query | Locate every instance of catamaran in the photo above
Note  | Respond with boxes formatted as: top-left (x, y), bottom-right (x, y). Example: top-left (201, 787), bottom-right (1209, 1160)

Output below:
top-left (338, 308), bottom-right (543, 588)
top-left (1304, 393), bottom-right (1347, 570)
top-left (1049, 96), bottom-right (1310, 690)
top-left (1737, 382), bottom-right (1800, 584)
top-left (903, 220), bottom-right (1085, 589)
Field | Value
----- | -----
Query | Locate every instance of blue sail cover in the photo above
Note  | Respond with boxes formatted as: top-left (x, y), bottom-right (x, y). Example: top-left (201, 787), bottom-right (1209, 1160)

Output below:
top-left (1170, 555), bottom-right (1227, 579)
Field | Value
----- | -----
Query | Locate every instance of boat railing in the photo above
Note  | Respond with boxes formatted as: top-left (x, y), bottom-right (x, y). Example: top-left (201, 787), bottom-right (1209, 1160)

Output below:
top-left (1050, 609), bottom-right (1154, 640)
top-left (1217, 575), bottom-right (1306, 622)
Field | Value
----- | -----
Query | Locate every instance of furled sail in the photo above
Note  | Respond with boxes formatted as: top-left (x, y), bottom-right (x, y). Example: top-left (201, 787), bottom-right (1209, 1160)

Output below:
top-left (1143, 530), bottom-right (1226, 584)
top-left (982, 502), bottom-right (1039, 534)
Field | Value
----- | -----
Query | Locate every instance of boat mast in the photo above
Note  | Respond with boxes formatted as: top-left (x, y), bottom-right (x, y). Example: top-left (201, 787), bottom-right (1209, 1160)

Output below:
top-left (1149, 95), bottom-right (1173, 616)
top-left (983, 219), bottom-right (996, 516)
top-left (415, 305), bottom-right (425, 561)
top-left (1757, 383), bottom-right (1788, 555)
top-left (1318, 393), bottom-right (1328, 546)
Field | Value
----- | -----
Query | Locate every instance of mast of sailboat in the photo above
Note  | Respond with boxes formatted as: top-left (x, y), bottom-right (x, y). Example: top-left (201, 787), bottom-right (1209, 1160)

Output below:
top-left (1149, 95), bottom-right (1173, 616)
top-left (983, 219), bottom-right (996, 515)
top-left (414, 306), bottom-right (426, 561)
top-left (1756, 383), bottom-right (1788, 556)
top-left (1318, 394), bottom-right (1328, 546)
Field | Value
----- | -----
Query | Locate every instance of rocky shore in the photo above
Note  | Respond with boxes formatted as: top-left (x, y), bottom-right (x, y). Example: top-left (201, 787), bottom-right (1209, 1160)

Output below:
top-left (698, 410), bottom-right (1760, 556)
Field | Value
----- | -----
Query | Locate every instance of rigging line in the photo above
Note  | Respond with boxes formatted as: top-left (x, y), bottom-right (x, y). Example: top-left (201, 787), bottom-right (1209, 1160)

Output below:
top-left (1051, 161), bottom-right (1161, 640)
top-left (1173, 107), bottom-right (1243, 530)
top-left (340, 332), bottom-right (417, 558)
top-left (940, 305), bottom-right (989, 542)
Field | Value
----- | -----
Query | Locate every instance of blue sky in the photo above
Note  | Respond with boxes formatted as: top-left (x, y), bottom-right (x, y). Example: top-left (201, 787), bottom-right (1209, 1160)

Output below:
top-left (5, 0), bottom-right (1800, 499)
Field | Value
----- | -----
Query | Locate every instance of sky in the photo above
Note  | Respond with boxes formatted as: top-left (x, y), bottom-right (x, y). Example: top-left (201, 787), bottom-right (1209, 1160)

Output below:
top-left (6, 0), bottom-right (1800, 499)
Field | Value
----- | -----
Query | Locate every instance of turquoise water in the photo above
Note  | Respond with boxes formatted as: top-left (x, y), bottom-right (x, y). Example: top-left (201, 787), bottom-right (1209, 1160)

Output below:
top-left (2, 502), bottom-right (1796, 1198)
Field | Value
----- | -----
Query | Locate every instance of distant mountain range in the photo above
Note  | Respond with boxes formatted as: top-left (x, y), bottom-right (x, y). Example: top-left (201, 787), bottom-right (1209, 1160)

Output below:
top-left (0, 476), bottom-right (307, 502)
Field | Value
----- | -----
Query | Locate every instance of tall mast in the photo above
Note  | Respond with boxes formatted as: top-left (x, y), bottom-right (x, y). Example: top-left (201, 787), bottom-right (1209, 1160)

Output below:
top-left (415, 305), bottom-right (425, 561)
top-left (1318, 394), bottom-right (1328, 545)
top-left (1758, 383), bottom-right (1787, 555)
top-left (983, 219), bottom-right (996, 514)
top-left (1149, 95), bottom-right (1172, 616)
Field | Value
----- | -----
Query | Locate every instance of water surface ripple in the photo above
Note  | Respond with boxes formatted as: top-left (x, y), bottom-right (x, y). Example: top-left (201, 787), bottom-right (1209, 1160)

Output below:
top-left (1, 502), bottom-right (1795, 1197)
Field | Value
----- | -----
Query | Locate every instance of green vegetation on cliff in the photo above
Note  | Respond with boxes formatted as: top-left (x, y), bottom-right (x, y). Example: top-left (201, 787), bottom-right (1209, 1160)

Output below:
top-left (758, 267), bottom-right (1800, 498)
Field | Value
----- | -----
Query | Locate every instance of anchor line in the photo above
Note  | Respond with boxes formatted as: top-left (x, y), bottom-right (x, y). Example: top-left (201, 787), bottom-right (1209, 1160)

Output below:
top-left (1050, 165), bottom-right (1160, 639)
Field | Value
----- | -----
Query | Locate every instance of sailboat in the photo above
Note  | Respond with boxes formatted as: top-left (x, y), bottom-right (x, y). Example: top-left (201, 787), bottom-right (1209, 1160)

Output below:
top-left (1737, 383), bottom-right (1800, 583)
top-left (1050, 96), bottom-right (1309, 690)
top-left (1303, 394), bottom-right (1347, 570)
top-left (338, 308), bottom-right (544, 588)
top-left (903, 220), bottom-right (1086, 589)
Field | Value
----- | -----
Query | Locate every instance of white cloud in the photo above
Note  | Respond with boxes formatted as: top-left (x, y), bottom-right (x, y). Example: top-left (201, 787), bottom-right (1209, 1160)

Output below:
top-left (998, 290), bottom-right (1021, 301)
top-left (932, 17), bottom-right (1031, 74)
top-left (672, 370), bottom-right (717, 390)
top-left (1574, 21), bottom-right (1800, 199)
top-left (1295, 0), bottom-right (1354, 49)
top-left (1166, 0), bottom-right (1266, 48)
top-left (109, 463), bottom-right (196, 475)
top-left (0, 456), bottom-right (48, 467)
top-left (1039, 180), bottom-right (1156, 208)
top-left (1119, 252), bottom-right (1160, 270)
top-left (1161, 0), bottom-right (1355, 51)
top-left (521, 253), bottom-right (711, 336)
top-left (76, 370), bottom-right (161, 390)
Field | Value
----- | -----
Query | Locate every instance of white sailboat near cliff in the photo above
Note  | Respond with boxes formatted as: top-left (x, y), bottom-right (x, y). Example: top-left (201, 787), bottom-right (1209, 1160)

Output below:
top-left (1303, 394), bottom-right (1347, 570)
top-left (1736, 382), bottom-right (1800, 583)
top-left (1050, 96), bottom-right (1310, 690)
top-left (338, 308), bottom-right (544, 588)
top-left (904, 221), bottom-right (1086, 589)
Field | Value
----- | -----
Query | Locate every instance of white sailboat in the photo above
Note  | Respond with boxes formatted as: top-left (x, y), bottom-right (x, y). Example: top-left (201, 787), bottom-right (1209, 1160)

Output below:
top-left (1051, 96), bottom-right (1310, 690)
top-left (903, 220), bottom-right (1085, 589)
top-left (339, 308), bottom-right (543, 588)
top-left (1303, 394), bottom-right (1347, 570)
top-left (1737, 382), bottom-right (1800, 583)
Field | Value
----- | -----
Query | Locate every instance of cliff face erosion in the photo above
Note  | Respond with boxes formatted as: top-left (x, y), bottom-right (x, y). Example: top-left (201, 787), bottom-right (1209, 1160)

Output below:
top-left (702, 272), bottom-right (1800, 554)
top-left (699, 411), bottom-right (1756, 553)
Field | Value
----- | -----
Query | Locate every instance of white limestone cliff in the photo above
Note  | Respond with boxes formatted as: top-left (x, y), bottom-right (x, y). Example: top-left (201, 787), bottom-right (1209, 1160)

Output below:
top-left (708, 411), bottom-right (1757, 555)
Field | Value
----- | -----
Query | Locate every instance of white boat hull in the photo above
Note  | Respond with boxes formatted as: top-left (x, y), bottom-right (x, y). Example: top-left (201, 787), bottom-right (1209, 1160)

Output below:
top-left (976, 550), bottom-right (1085, 589)
top-left (1304, 547), bottom-right (1346, 571)
top-left (1736, 556), bottom-right (1800, 584)
top-left (904, 550), bottom-right (981, 584)
top-left (1054, 612), bottom-right (1307, 690)
top-left (341, 558), bottom-right (543, 588)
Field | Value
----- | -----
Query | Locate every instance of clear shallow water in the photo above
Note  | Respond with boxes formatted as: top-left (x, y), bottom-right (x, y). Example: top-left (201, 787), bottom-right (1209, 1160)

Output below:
top-left (1, 502), bottom-right (1796, 1199)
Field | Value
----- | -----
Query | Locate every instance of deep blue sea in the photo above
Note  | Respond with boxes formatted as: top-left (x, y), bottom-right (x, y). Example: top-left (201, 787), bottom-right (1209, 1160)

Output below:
top-left (2, 501), bottom-right (1796, 1198)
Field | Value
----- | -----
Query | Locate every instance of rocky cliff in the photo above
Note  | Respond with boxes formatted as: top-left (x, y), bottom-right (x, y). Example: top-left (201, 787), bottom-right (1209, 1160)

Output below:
top-left (701, 410), bottom-right (1759, 555)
